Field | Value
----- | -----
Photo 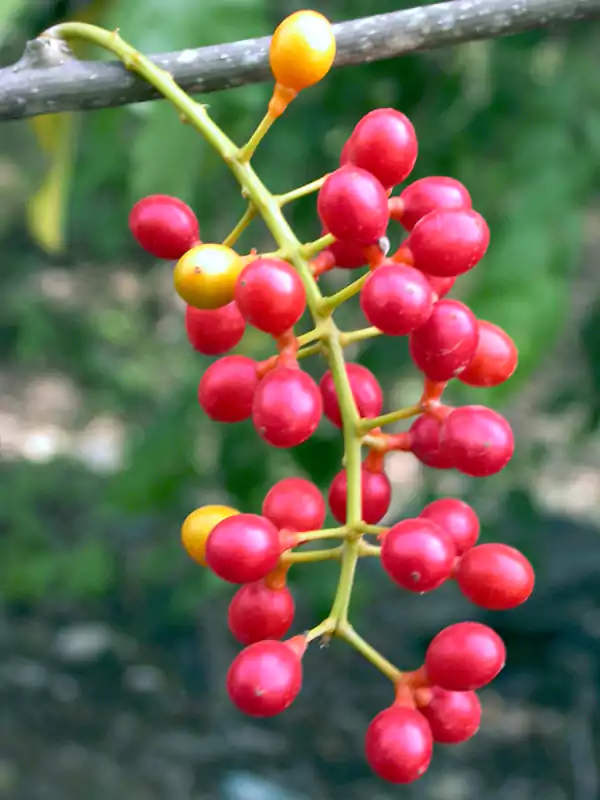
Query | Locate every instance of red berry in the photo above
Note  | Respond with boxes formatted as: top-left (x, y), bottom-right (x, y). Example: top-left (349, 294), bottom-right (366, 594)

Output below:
top-left (234, 258), bottom-right (306, 336)
top-left (325, 235), bottom-right (367, 269)
top-left (228, 581), bottom-right (295, 645)
top-left (409, 414), bottom-right (454, 470)
top-left (328, 466), bottom-right (391, 524)
top-left (459, 320), bottom-right (518, 387)
top-left (396, 177), bottom-right (472, 231)
top-left (409, 299), bottom-right (478, 381)
top-left (185, 302), bottom-right (245, 355)
top-left (425, 621), bottom-right (506, 691)
top-left (381, 518), bottom-right (456, 592)
top-left (423, 273), bottom-right (456, 299)
top-left (340, 139), bottom-right (352, 166)
top-left (346, 109), bottom-right (418, 189)
top-left (317, 166), bottom-right (390, 246)
top-left (455, 543), bottom-right (534, 610)
top-left (417, 687), bottom-right (481, 744)
top-left (419, 498), bottom-right (479, 555)
top-left (253, 367), bottom-right (322, 448)
top-left (405, 209), bottom-right (489, 277)
top-left (198, 355), bottom-right (259, 422)
top-left (441, 405), bottom-right (514, 477)
top-left (226, 639), bottom-right (303, 717)
top-left (129, 194), bottom-right (199, 260)
top-left (205, 514), bottom-right (282, 583)
top-left (365, 704), bottom-right (433, 784)
top-left (360, 263), bottom-right (434, 336)
top-left (320, 363), bottom-right (383, 428)
top-left (262, 477), bottom-right (326, 532)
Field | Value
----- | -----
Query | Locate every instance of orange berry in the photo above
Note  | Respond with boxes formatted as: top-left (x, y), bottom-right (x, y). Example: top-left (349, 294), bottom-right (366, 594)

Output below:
top-left (181, 505), bottom-right (239, 566)
top-left (174, 244), bottom-right (244, 309)
top-left (269, 10), bottom-right (336, 93)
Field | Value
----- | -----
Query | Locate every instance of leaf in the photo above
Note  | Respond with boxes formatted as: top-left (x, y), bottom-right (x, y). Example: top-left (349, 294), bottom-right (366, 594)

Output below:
top-left (0, 0), bottom-right (24, 43)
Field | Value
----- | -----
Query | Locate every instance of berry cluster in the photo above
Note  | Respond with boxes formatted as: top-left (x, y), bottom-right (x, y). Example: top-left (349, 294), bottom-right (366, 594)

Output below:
top-left (124, 9), bottom-right (532, 786)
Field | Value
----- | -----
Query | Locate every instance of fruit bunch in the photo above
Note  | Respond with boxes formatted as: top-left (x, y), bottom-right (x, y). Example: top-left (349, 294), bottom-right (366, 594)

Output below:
top-left (122, 9), bottom-right (533, 785)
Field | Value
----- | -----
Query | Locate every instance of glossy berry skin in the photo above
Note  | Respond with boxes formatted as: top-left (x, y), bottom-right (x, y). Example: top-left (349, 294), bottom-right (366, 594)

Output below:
top-left (205, 513), bottom-right (282, 584)
top-left (328, 467), bottom-right (391, 524)
top-left (459, 320), bottom-right (519, 387)
top-left (174, 244), bottom-right (244, 309)
top-left (396, 177), bottom-right (472, 232)
top-left (360, 263), bottom-right (434, 336)
top-left (409, 299), bottom-right (479, 381)
top-left (365, 705), bottom-right (433, 784)
top-left (326, 237), bottom-right (366, 269)
top-left (198, 355), bottom-right (259, 423)
top-left (235, 258), bottom-right (306, 336)
top-left (424, 273), bottom-right (456, 299)
top-left (345, 108), bottom-right (418, 189)
top-left (381, 518), bottom-right (456, 593)
top-left (425, 621), bottom-right (506, 691)
top-left (180, 505), bottom-right (239, 566)
top-left (318, 166), bottom-right (390, 246)
top-left (129, 194), bottom-right (199, 260)
top-left (228, 581), bottom-right (295, 645)
top-left (455, 543), bottom-right (535, 610)
top-left (417, 687), bottom-right (481, 744)
top-left (262, 477), bottom-right (326, 532)
top-left (409, 414), bottom-right (454, 470)
top-left (269, 10), bottom-right (336, 92)
top-left (441, 405), bottom-right (514, 477)
top-left (419, 498), bottom-right (479, 555)
top-left (185, 302), bottom-right (245, 355)
top-left (406, 209), bottom-right (490, 277)
top-left (226, 640), bottom-right (303, 717)
top-left (253, 367), bottom-right (322, 448)
top-left (320, 363), bottom-right (383, 428)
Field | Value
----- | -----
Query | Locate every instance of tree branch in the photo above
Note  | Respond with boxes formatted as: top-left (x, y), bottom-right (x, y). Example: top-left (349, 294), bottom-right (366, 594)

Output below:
top-left (1, 0), bottom-right (599, 122)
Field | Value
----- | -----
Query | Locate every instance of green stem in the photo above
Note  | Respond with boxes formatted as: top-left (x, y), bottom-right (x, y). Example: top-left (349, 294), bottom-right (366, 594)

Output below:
top-left (336, 623), bottom-right (402, 682)
top-left (296, 342), bottom-right (321, 360)
top-left (319, 273), bottom-right (370, 313)
top-left (358, 524), bottom-right (388, 536)
top-left (222, 205), bottom-right (257, 247)
top-left (340, 326), bottom-right (382, 346)
top-left (358, 403), bottom-right (422, 434)
top-left (282, 547), bottom-right (341, 564)
top-left (358, 542), bottom-right (381, 557)
top-left (296, 527), bottom-right (348, 542)
top-left (238, 109), bottom-right (277, 162)
top-left (301, 233), bottom-right (335, 259)
top-left (277, 175), bottom-right (328, 206)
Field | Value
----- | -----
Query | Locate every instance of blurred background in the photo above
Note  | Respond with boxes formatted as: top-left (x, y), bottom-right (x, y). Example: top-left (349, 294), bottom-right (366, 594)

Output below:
top-left (1, 0), bottom-right (600, 798)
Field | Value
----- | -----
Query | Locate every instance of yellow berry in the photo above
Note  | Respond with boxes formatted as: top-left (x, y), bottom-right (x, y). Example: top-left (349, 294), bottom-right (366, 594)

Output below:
top-left (181, 505), bottom-right (239, 566)
top-left (269, 10), bottom-right (336, 93)
top-left (174, 244), bottom-right (244, 309)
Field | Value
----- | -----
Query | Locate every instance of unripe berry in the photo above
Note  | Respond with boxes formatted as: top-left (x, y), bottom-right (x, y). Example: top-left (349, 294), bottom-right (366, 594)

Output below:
top-left (365, 705), bottom-right (433, 784)
top-left (129, 194), bottom-right (199, 260)
top-left (405, 208), bottom-right (490, 277)
top-left (425, 621), bottom-right (506, 691)
top-left (455, 543), bottom-right (534, 610)
top-left (360, 263), bottom-right (434, 336)
top-left (381, 518), bottom-right (456, 592)
top-left (228, 581), bottom-right (295, 645)
top-left (416, 687), bottom-right (481, 744)
top-left (419, 497), bottom-right (480, 555)
top-left (328, 466), bottom-right (391, 524)
top-left (269, 11), bottom-right (336, 92)
top-left (185, 302), bottom-right (245, 355)
top-left (459, 320), bottom-right (518, 387)
top-left (253, 367), bottom-right (322, 448)
top-left (409, 299), bottom-right (479, 381)
top-left (409, 414), bottom-right (455, 470)
top-left (262, 477), bottom-right (326, 532)
top-left (319, 363), bottom-right (383, 428)
top-left (395, 177), bottom-right (472, 231)
top-left (235, 258), bottom-right (306, 336)
top-left (174, 244), bottom-right (244, 309)
top-left (205, 513), bottom-right (282, 583)
top-left (317, 166), bottom-right (390, 246)
top-left (198, 355), bottom-right (259, 423)
top-left (181, 505), bottom-right (239, 566)
top-left (441, 405), bottom-right (514, 477)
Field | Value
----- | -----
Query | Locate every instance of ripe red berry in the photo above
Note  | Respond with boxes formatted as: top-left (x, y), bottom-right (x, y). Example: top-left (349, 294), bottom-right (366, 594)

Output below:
top-left (416, 687), bottom-right (481, 744)
top-left (381, 518), bottom-right (456, 592)
top-left (317, 166), bottom-right (390, 246)
top-left (226, 639), bottom-right (303, 717)
top-left (205, 513), bottom-right (282, 583)
top-left (409, 299), bottom-right (478, 381)
top-left (419, 498), bottom-right (479, 555)
top-left (423, 273), bottom-right (456, 299)
top-left (405, 208), bottom-right (489, 277)
top-left (198, 355), bottom-right (259, 422)
top-left (459, 320), bottom-right (518, 388)
top-left (325, 235), bottom-right (367, 269)
top-left (328, 466), bottom-right (391, 524)
top-left (441, 405), bottom-right (514, 477)
top-left (228, 581), bottom-right (295, 645)
top-left (360, 263), bottom-right (434, 336)
top-left (185, 302), bottom-right (245, 355)
top-left (234, 258), bottom-right (306, 336)
top-left (320, 363), bottom-right (383, 428)
top-left (396, 177), bottom-right (472, 231)
top-left (262, 477), bottom-right (326, 532)
top-left (455, 543), bottom-right (534, 610)
top-left (129, 194), bottom-right (199, 260)
top-left (409, 414), bottom-right (455, 470)
top-left (253, 367), bottom-right (322, 448)
top-left (425, 621), bottom-right (506, 691)
top-left (340, 138), bottom-right (352, 165)
top-left (365, 704), bottom-right (433, 784)
top-left (346, 108), bottom-right (418, 189)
